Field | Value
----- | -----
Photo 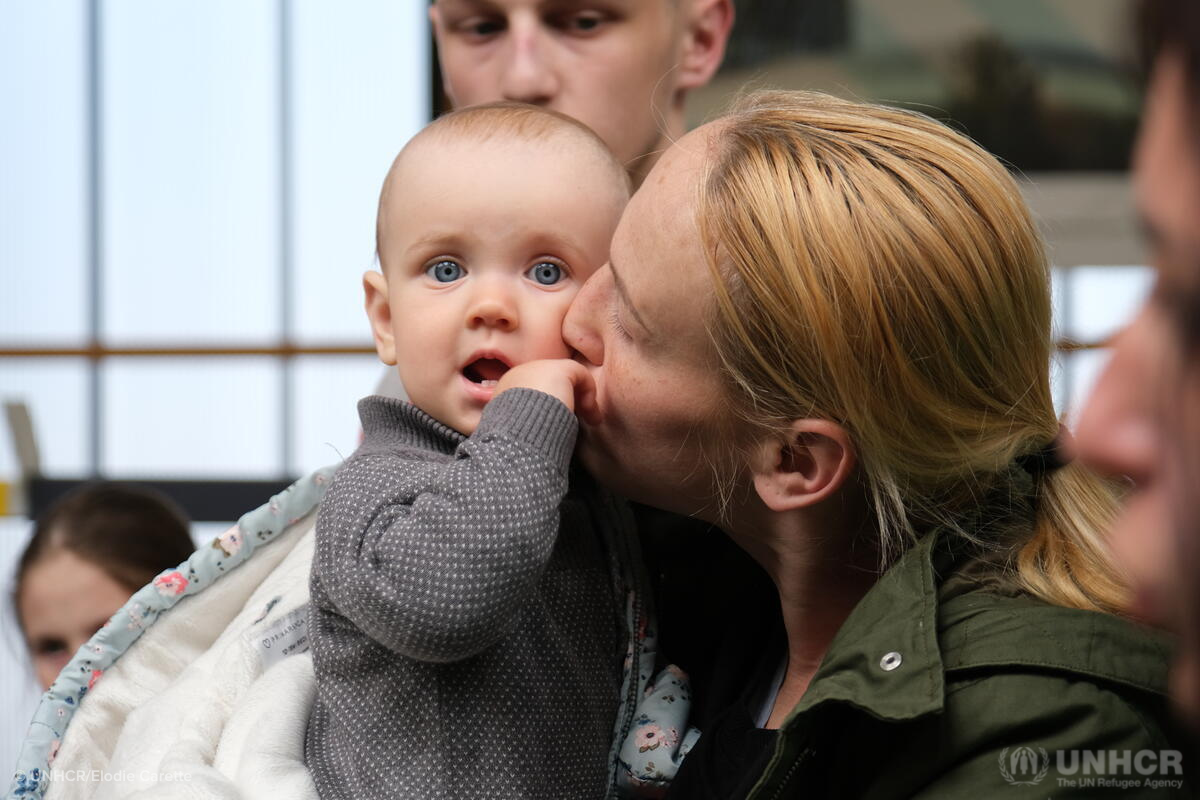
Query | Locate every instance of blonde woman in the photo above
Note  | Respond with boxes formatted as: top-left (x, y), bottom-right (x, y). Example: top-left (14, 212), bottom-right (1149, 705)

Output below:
top-left (562, 91), bottom-right (1189, 797)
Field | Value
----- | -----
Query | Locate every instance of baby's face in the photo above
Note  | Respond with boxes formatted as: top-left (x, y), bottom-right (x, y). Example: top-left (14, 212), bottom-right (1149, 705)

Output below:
top-left (370, 133), bottom-right (626, 434)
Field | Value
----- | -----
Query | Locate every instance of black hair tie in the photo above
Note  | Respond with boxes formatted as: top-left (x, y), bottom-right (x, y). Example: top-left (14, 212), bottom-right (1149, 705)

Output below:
top-left (1015, 426), bottom-right (1074, 478)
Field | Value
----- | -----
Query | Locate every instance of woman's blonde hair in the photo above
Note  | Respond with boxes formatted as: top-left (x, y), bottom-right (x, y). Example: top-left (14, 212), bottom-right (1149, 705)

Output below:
top-left (697, 90), bottom-right (1127, 613)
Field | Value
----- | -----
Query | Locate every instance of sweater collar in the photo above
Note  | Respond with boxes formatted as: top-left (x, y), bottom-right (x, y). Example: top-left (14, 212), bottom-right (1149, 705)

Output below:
top-left (356, 394), bottom-right (465, 457)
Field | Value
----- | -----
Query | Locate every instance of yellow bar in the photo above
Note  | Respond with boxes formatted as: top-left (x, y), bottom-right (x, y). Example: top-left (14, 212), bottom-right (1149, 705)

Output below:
top-left (0, 482), bottom-right (9, 516)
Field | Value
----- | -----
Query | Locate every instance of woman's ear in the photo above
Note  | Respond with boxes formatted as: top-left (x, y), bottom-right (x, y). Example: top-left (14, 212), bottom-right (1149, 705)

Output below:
top-left (363, 270), bottom-right (397, 366)
top-left (677, 0), bottom-right (734, 92)
top-left (751, 420), bottom-right (856, 512)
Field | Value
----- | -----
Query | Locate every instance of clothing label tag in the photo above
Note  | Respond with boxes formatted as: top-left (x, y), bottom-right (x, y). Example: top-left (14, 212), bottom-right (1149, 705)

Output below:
top-left (252, 606), bottom-right (310, 670)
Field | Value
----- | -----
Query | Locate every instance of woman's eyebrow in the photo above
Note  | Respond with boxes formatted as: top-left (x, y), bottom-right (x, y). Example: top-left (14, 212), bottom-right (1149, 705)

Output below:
top-left (609, 258), bottom-right (652, 335)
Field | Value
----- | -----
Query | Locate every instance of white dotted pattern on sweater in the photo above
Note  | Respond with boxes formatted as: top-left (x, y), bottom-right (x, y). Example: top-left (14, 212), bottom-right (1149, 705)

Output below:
top-left (305, 391), bottom-right (628, 800)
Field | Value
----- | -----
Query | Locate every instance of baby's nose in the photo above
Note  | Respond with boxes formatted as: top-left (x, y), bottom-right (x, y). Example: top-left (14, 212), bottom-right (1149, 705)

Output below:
top-left (468, 294), bottom-right (518, 331)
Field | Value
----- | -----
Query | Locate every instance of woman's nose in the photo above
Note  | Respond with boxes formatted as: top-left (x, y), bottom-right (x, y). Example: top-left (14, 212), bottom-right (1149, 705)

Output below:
top-left (563, 270), bottom-right (606, 365)
top-left (498, 18), bottom-right (560, 106)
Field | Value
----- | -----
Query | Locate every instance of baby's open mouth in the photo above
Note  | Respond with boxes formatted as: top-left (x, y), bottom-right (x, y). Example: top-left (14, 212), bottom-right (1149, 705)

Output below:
top-left (463, 358), bottom-right (510, 387)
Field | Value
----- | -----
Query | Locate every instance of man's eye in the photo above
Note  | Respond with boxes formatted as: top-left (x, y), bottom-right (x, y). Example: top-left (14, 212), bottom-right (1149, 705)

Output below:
top-left (528, 261), bottom-right (565, 285)
top-left (553, 12), bottom-right (607, 34)
top-left (457, 16), bottom-right (504, 38)
top-left (570, 14), bottom-right (602, 31)
top-left (427, 260), bottom-right (464, 283)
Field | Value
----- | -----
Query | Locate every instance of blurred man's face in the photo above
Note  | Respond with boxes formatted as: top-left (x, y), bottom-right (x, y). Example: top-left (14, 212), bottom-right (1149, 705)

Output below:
top-left (1075, 50), bottom-right (1200, 709)
top-left (430, 0), bottom-right (686, 185)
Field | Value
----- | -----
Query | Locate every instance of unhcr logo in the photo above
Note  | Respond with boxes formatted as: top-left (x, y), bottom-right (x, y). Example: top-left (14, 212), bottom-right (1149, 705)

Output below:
top-left (998, 747), bottom-right (1186, 790)
top-left (999, 747), bottom-right (1049, 786)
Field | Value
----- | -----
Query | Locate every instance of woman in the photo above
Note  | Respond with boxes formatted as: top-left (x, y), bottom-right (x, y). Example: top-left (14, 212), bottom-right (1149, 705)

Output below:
top-left (1076, 0), bottom-right (1200, 721)
top-left (564, 91), bottom-right (1188, 797)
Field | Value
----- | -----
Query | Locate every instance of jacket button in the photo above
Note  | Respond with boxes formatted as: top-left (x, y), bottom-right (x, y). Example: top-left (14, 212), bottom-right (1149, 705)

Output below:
top-left (880, 651), bottom-right (903, 671)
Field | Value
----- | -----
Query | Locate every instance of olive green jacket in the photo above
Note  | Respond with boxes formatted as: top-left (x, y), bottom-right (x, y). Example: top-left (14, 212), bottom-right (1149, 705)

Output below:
top-left (746, 532), bottom-right (1191, 799)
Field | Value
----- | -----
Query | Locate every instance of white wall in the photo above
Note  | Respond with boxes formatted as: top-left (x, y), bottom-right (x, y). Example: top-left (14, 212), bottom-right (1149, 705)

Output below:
top-left (0, 0), bottom-right (429, 770)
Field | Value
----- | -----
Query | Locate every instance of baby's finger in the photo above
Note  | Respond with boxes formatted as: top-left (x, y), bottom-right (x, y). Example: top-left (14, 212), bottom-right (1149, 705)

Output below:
top-left (569, 367), bottom-right (600, 426)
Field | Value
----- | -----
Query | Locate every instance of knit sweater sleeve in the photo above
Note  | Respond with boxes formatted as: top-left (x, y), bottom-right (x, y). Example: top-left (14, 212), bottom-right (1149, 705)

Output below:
top-left (314, 388), bottom-right (577, 663)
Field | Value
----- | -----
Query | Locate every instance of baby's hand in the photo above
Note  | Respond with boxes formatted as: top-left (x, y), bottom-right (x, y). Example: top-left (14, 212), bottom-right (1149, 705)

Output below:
top-left (497, 359), bottom-right (595, 416)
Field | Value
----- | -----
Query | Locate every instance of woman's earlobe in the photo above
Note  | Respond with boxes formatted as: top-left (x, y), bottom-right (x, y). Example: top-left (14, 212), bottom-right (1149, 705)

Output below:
top-left (751, 421), bottom-right (855, 512)
top-left (363, 270), bottom-right (397, 365)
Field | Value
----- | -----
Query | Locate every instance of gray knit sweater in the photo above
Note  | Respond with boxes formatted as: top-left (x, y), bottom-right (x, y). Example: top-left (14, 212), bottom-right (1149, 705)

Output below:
top-left (305, 389), bottom-right (636, 800)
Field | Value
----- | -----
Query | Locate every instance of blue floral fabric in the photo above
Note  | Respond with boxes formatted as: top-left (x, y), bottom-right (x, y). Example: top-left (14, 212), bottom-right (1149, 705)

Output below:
top-left (6, 469), bottom-right (334, 799)
top-left (617, 661), bottom-right (699, 798)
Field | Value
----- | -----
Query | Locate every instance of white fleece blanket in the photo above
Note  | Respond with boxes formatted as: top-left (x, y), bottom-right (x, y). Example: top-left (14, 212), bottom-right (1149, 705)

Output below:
top-left (9, 471), bottom-right (332, 800)
top-left (10, 466), bottom-right (680, 800)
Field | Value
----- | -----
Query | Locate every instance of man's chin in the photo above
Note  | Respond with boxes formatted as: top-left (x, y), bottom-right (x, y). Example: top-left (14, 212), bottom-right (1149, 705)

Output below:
top-left (1171, 652), bottom-right (1200, 728)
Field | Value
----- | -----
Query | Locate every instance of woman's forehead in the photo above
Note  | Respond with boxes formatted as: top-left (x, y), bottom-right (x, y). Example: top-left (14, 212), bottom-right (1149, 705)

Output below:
top-left (616, 155), bottom-right (700, 282)
top-left (622, 129), bottom-right (710, 240)
top-left (611, 140), bottom-right (717, 352)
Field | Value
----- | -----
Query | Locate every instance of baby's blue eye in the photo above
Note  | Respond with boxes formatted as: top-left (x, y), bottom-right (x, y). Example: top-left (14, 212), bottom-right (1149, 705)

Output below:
top-left (528, 261), bottom-right (564, 286)
top-left (427, 260), bottom-right (463, 283)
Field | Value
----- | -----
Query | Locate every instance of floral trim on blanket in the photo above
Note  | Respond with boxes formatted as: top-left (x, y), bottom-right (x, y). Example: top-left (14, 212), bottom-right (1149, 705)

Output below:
top-left (617, 664), bottom-right (700, 798)
top-left (7, 469), bottom-right (335, 799)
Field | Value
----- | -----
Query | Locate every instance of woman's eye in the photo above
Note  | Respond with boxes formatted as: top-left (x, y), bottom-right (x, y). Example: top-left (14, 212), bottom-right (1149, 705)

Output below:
top-left (528, 261), bottom-right (565, 285)
top-left (427, 260), bottom-right (464, 283)
top-left (608, 306), bottom-right (632, 340)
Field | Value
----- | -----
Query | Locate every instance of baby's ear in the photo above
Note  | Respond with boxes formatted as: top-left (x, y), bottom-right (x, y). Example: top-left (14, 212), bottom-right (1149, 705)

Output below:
top-left (363, 270), bottom-right (397, 365)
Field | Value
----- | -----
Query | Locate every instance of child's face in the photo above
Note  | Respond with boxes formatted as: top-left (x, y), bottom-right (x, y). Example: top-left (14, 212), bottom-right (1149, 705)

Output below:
top-left (366, 132), bottom-right (626, 434)
top-left (20, 549), bottom-right (134, 690)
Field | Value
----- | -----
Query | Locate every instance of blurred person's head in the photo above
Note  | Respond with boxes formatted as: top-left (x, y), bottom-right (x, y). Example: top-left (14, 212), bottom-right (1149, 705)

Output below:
top-left (365, 102), bottom-right (629, 434)
top-left (429, 0), bottom-right (733, 187)
top-left (1075, 0), bottom-right (1200, 717)
top-left (13, 483), bottom-right (194, 689)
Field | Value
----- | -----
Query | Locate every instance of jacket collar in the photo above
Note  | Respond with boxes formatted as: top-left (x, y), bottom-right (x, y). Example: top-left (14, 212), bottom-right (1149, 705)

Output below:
top-left (782, 528), bottom-right (1175, 729)
top-left (787, 531), bottom-right (946, 723)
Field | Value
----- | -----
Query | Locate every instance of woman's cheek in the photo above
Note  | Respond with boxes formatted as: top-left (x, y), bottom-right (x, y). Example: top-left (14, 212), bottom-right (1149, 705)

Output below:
top-left (591, 343), bottom-right (633, 423)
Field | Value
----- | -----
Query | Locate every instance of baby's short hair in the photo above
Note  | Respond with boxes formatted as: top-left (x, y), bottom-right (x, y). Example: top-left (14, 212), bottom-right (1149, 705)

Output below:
top-left (430, 102), bottom-right (620, 158)
top-left (376, 102), bottom-right (631, 264)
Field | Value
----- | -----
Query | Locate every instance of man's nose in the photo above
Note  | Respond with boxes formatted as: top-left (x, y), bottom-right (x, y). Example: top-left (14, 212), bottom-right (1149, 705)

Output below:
top-left (563, 269), bottom-right (606, 365)
top-left (1074, 307), bottom-right (1160, 483)
top-left (498, 18), bottom-right (560, 105)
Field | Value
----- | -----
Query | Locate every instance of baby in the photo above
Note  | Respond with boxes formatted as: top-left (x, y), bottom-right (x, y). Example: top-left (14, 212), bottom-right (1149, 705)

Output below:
top-left (304, 103), bottom-right (646, 799)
